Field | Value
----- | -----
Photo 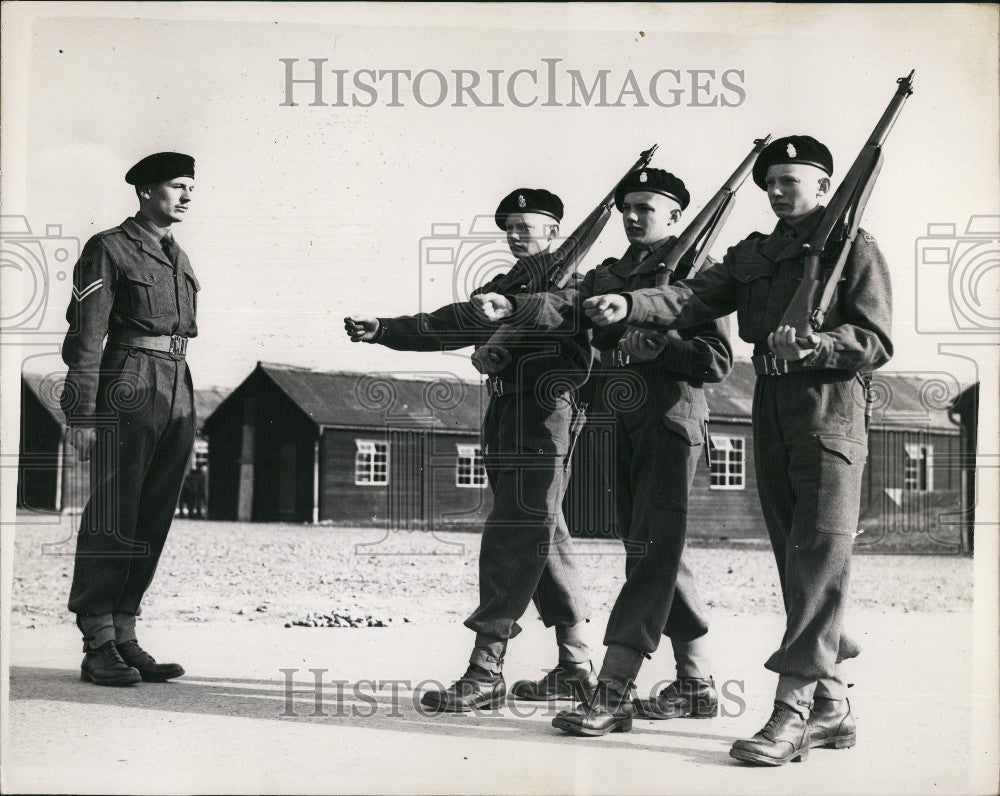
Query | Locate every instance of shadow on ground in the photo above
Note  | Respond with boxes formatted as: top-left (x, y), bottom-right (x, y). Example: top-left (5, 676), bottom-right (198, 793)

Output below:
top-left (11, 666), bottom-right (744, 766)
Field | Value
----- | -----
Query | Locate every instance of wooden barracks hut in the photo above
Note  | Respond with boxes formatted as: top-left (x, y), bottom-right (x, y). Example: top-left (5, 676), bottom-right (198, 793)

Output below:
top-left (199, 361), bottom-right (971, 551)
top-left (200, 362), bottom-right (492, 527)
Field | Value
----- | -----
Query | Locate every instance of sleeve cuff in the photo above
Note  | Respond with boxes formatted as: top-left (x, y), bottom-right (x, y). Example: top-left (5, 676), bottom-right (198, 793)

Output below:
top-left (804, 332), bottom-right (837, 368)
top-left (371, 319), bottom-right (389, 344)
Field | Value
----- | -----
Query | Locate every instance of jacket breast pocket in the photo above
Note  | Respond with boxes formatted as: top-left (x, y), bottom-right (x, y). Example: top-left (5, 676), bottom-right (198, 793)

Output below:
top-left (591, 271), bottom-right (627, 294)
top-left (734, 259), bottom-right (776, 335)
top-left (122, 270), bottom-right (173, 318)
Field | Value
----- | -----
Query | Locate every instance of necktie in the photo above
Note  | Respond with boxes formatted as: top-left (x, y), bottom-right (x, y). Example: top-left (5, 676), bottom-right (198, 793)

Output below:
top-left (161, 234), bottom-right (178, 264)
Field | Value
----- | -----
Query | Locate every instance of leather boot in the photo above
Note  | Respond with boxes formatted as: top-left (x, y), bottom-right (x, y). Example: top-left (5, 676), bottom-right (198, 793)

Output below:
top-left (551, 682), bottom-right (634, 737)
top-left (808, 697), bottom-right (856, 749)
top-left (633, 676), bottom-right (718, 719)
top-left (420, 664), bottom-right (506, 713)
top-left (730, 702), bottom-right (810, 765)
top-left (117, 640), bottom-right (185, 682)
top-left (80, 640), bottom-right (142, 686)
top-left (510, 661), bottom-right (599, 702)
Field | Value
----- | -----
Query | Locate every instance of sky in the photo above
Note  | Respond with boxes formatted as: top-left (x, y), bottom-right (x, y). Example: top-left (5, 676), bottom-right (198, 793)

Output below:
top-left (3, 2), bottom-right (998, 393)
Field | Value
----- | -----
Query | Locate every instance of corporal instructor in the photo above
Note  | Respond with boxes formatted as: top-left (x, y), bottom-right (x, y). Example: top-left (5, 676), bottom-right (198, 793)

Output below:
top-left (62, 152), bottom-right (200, 686)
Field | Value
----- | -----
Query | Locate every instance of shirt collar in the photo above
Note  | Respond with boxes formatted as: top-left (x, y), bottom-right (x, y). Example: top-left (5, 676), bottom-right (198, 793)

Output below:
top-left (135, 211), bottom-right (172, 242)
top-left (774, 205), bottom-right (825, 240)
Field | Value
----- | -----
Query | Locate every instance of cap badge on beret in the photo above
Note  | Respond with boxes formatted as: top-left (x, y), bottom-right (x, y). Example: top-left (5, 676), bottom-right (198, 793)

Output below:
top-left (517, 194), bottom-right (526, 208)
top-left (787, 143), bottom-right (797, 158)
top-left (639, 171), bottom-right (648, 183)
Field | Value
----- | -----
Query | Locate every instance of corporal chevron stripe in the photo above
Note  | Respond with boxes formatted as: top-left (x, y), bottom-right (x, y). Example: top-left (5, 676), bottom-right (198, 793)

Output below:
top-left (72, 279), bottom-right (103, 301)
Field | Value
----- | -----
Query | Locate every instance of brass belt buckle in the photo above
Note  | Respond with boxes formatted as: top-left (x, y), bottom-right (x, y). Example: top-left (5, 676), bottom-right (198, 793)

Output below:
top-left (169, 335), bottom-right (188, 356)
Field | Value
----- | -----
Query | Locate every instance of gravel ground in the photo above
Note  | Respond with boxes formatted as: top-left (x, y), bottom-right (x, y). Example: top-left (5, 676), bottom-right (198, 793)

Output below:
top-left (9, 515), bottom-right (972, 629)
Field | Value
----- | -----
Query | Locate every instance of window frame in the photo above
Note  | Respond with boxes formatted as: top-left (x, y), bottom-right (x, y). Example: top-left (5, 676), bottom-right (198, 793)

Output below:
top-left (903, 443), bottom-right (934, 493)
top-left (708, 434), bottom-right (746, 491)
top-left (354, 439), bottom-right (389, 486)
top-left (455, 443), bottom-right (487, 488)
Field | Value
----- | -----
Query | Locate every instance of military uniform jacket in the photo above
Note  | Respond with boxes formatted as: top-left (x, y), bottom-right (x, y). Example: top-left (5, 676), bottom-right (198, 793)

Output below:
top-left (61, 216), bottom-right (200, 423)
top-left (375, 257), bottom-right (593, 391)
top-left (625, 208), bottom-right (893, 372)
top-left (506, 237), bottom-right (733, 441)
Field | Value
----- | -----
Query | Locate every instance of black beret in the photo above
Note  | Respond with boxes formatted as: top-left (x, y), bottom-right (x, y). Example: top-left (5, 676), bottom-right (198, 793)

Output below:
top-left (614, 168), bottom-right (690, 211)
top-left (125, 152), bottom-right (195, 186)
top-left (494, 188), bottom-right (564, 229)
top-left (752, 136), bottom-right (832, 190)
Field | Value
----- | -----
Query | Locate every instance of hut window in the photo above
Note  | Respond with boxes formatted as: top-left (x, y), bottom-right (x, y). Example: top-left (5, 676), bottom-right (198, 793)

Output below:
top-left (456, 444), bottom-right (486, 487)
top-left (355, 440), bottom-right (389, 485)
top-left (709, 435), bottom-right (745, 490)
top-left (904, 444), bottom-right (933, 492)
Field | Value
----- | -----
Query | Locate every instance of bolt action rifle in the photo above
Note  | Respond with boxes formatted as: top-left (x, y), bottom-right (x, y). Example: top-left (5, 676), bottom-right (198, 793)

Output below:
top-left (474, 144), bottom-right (659, 395)
top-left (613, 134), bottom-right (773, 366)
top-left (778, 70), bottom-right (915, 338)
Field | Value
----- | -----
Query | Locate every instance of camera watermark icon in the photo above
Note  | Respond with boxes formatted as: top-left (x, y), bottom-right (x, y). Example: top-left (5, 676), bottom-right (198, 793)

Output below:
top-left (914, 215), bottom-right (1000, 335)
top-left (419, 217), bottom-right (517, 316)
top-left (1, 215), bottom-right (79, 334)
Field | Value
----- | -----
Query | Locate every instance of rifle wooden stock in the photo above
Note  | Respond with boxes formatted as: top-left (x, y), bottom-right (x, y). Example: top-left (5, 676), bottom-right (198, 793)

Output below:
top-left (780, 70), bottom-right (914, 337)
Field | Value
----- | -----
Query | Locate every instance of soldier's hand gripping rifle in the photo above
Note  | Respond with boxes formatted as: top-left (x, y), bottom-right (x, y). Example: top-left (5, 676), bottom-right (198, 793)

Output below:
top-left (778, 70), bottom-right (915, 339)
top-left (614, 135), bottom-right (773, 366)
top-left (473, 144), bottom-right (659, 395)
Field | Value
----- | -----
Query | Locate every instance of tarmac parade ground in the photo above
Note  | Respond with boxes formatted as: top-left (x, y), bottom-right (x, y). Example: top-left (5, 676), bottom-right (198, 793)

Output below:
top-left (4, 609), bottom-right (995, 795)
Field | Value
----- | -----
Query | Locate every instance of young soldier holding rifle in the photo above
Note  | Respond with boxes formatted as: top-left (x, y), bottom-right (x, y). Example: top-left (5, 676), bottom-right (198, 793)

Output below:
top-left (473, 162), bottom-right (737, 737)
top-left (566, 73), bottom-right (909, 763)
top-left (345, 148), bottom-right (666, 712)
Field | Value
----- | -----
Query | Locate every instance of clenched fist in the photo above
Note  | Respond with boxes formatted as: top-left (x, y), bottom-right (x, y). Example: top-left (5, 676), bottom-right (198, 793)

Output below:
top-left (344, 316), bottom-right (380, 343)
top-left (471, 345), bottom-right (511, 375)
top-left (618, 328), bottom-right (669, 362)
top-left (470, 293), bottom-right (513, 322)
top-left (768, 324), bottom-right (821, 362)
top-left (582, 294), bottom-right (629, 326)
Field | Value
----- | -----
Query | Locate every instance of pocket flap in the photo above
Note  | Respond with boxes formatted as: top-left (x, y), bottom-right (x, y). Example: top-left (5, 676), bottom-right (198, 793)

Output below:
top-left (123, 270), bottom-right (157, 285)
top-left (734, 259), bottom-right (776, 283)
top-left (519, 433), bottom-right (566, 456)
top-left (817, 435), bottom-right (867, 464)
top-left (662, 415), bottom-right (705, 446)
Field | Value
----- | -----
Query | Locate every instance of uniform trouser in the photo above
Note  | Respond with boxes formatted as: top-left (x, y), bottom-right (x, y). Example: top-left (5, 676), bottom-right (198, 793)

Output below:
top-left (464, 389), bottom-right (589, 646)
top-left (752, 371), bottom-right (867, 707)
top-left (603, 405), bottom-right (710, 656)
top-left (68, 345), bottom-right (195, 619)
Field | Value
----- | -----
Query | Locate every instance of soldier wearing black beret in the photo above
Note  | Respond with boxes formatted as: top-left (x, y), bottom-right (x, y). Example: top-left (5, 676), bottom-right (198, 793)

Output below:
top-left (345, 187), bottom-right (597, 712)
top-left (471, 167), bottom-right (733, 735)
top-left (613, 167), bottom-right (691, 212)
top-left (751, 135), bottom-right (833, 190)
top-left (62, 152), bottom-right (200, 685)
top-left (494, 188), bottom-right (564, 229)
top-left (575, 135), bottom-right (892, 764)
